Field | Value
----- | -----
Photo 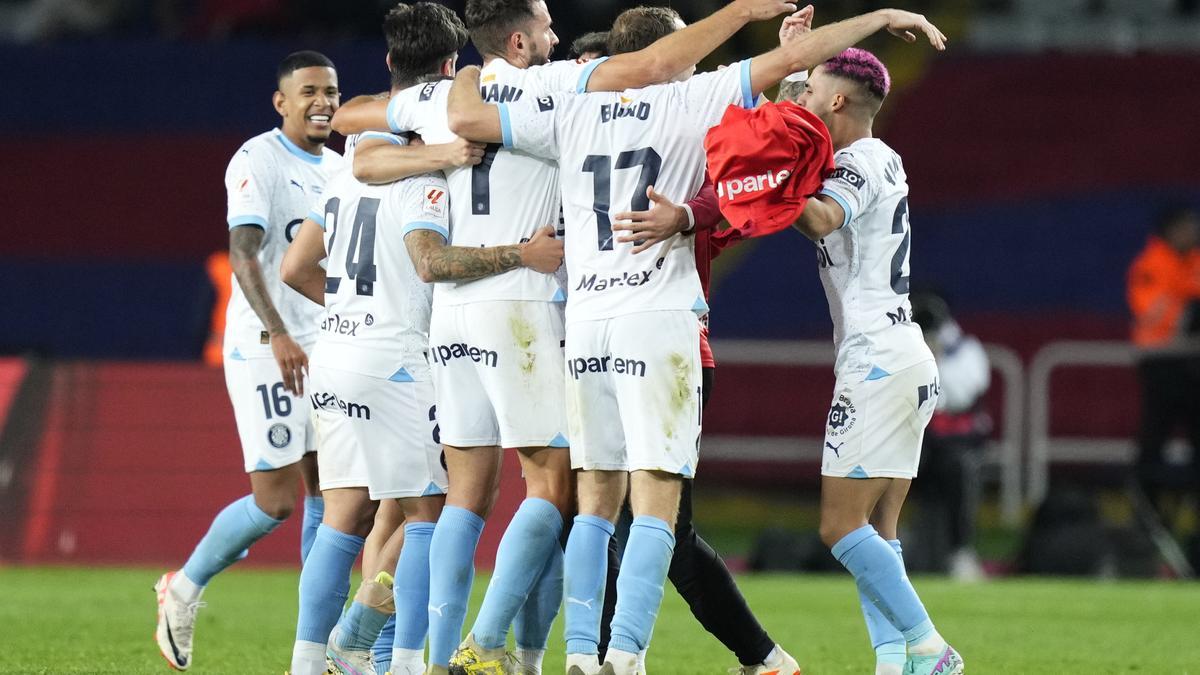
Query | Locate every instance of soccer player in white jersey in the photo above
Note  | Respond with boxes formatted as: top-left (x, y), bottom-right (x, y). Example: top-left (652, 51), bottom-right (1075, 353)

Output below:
top-left (278, 6), bottom-right (564, 675)
top-left (333, 3), bottom-right (803, 672)
top-left (153, 50), bottom-right (343, 672)
top-left (787, 48), bottom-right (963, 675)
top-left (446, 8), bottom-right (945, 673)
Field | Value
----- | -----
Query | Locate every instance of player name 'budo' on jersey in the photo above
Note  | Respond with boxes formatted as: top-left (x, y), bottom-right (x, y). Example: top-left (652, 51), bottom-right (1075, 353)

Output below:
top-left (224, 128), bottom-right (343, 356)
top-left (307, 135), bottom-right (448, 381)
top-left (815, 137), bottom-right (932, 378)
top-left (499, 61), bottom-right (758, 323)
top-left (384, 58), bottom-right (604, 307)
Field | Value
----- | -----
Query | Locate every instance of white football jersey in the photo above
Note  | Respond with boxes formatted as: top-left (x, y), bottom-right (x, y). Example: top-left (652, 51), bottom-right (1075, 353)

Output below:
top-left (384, 58), bottom-right (604, 306)
top-left (501, 61), bottom-right (757, 323)
top-left (224, 128), bottom-right (343, 356)
top-left (814, 137), bottom-right (933, 378)
top-left (307, 152), bottom-right (448, 381)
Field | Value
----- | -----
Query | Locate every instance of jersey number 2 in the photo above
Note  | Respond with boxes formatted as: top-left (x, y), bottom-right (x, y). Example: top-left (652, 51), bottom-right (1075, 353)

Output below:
top-left (582, 147), bottom-right (662, 251)
top-left (890, 197), bottom-right (911, 295)
top-left (325, 196), bottom-right (379, 296)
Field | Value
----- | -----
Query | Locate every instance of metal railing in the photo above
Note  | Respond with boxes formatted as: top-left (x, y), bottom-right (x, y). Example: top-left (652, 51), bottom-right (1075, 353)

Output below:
top-left (707, 339), bottom-right (1026, 526)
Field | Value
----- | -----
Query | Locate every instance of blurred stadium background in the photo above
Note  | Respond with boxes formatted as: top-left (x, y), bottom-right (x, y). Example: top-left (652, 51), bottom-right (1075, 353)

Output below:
top-left (1, 0), bottom-right (1199, 636)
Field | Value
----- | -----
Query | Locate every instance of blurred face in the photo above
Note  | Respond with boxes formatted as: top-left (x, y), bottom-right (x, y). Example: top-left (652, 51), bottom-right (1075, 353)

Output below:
top-left (1165, 214), bottom-right (1200, 252)
top-left (517, 0), bottom-right (558, 66)
top-left (794, 66), bottom-right (839, 128)
top-left (275, 66), bottom-right (340, 147)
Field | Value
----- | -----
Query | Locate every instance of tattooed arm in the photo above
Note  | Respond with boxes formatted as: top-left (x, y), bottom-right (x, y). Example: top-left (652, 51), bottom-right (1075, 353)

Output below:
top-left (404, 226), bottom-right (563, 283)
top-left (230, 225), bottom-right (308, 395)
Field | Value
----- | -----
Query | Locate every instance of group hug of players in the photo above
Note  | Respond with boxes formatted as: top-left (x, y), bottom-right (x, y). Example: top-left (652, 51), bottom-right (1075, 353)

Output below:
top-left (151, 1), bottom-right (963, 674)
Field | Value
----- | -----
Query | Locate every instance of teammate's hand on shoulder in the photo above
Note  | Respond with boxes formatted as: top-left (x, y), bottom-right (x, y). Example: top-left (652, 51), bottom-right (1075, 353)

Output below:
top-left (270, 332), bottom-right (308, 397)
top-left (880, 9), bottom-right (947, 50)
top-left (444, 138), bottom-right (486, 168)
top-left (613, 185), bottom-right (689, 255)
top-left (520, 226), bottom-right (564, 274)
top-left (778, 5), bottom-right (813, 46)
top-left (735, 0), bottom-right (798, 22)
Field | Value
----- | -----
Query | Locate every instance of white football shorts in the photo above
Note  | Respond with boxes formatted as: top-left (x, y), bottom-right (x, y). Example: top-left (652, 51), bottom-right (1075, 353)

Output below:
top-left (565, 310), bottom-right (702, 476)
top-left (309, 364), bottom-right (447, 500)
top-left (429, 300), bottom-right (569, 449)
top-left (223, 354), bottom-right (314, 473)
top-left (821, 359), bottom-right (940, 479)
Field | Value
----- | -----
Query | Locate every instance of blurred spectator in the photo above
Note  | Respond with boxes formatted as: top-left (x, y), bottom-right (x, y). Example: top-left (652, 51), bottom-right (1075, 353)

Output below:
top-left (911, 292), bottom-right (992, 580)
top-left (203, 251), bottom-right (231, 368)
top-left (1126, 206), bottom-right (1200, 517)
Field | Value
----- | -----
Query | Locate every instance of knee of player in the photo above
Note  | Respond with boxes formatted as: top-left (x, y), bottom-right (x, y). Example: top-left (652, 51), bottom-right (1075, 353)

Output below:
top-left (818, 515), bottom-right (864, 549)
top-left (257, 497), bottom-right (295, 521)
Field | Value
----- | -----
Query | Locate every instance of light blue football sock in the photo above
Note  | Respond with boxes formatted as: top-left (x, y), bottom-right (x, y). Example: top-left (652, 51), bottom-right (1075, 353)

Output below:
top-left (832, 525), bottom-right (934, 644)
top-left (373, 615), bottom-right (395, 674)
top-left (564, 514), bottom-right (615, 656)
top-left (427, 507), bottom-right (484, 667)
top-left (514, 540), bottom-right (564, 651)
top-left (181, 494), bottom-right (283, 586)
top-left (394, 521), bottom-right (435, 652)
top-left (301, 496), bottom-right (324, 563)
top-left (859, 539), bottom-right (907, 665)
top-left (472, 498), bottom-right (564, 650)
top-left (608, 516), bottom-right (675, 654)
top-left (334, 597), bottom-right (392, 652)
top-left (296, 524), bottom-right (364, 644)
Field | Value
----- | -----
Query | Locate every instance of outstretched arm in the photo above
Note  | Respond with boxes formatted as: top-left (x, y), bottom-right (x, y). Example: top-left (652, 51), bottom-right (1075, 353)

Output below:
top-left (750, 8), bottom-right (946, 95)
top-left (404, 226), bottom-right (563, 283)
top-left (446, 67), bottom-right (504, 143)
top-left (586, 0), bottom-right (797, 92)
top-left (331, 93), bottom-right (390, 136)
top-left (280, 219), bottom-right (327, 305)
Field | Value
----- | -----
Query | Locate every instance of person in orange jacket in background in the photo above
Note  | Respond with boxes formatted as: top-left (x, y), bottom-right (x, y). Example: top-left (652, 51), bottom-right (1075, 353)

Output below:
top-left (204, 251), bottom-right (232, 367)
top-left (1127, 206), bottom-right (1200, 516)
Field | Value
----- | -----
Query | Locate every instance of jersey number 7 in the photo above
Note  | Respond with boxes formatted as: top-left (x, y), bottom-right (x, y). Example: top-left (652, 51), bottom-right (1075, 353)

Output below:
top-left (582, 147), bottom-right (662, 251)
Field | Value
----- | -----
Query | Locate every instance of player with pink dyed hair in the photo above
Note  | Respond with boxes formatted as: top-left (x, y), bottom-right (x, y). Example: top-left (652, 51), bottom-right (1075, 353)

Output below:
top-left (782, 47), bottom-right (965, 675)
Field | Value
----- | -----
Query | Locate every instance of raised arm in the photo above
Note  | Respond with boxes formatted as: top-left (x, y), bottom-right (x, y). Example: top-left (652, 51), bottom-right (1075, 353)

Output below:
top-left (230, 225), bottom-right (308, 395)
top-left (792, 194), bottom-right (845, 241)
top-left (749, 9), bottom-right (946, 95)
top-left (446, 67), bottom-right (504, 143)
top-left (279, 219), bottom-right (327, 305)
top-left (586, 0), bottom-right (798, 92)
top-left (353, 136), bottom-right (484, 184)
top-left (404, 225), bottom-right (562, 283)
top-left (331, 94), bottom-right (390, 136)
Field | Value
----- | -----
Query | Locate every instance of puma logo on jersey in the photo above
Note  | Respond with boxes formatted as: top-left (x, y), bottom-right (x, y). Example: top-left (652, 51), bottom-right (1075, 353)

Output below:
top-left (600, 100), bottom-right (650, 123)
top-left (428, 602), bottom-right (448, 617)
top-left (716, 169), bottom-right (791, 201)
top-left (825, 441), bottom-right (844, 456)
top-left (566, 597), bottom-right (595, 610)
top-left (289, 179), bottom-right (305, 192)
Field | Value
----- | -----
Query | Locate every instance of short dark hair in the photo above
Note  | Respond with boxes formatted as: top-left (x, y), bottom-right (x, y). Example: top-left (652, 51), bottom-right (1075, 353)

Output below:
top-left (276, 50), bottom-right (335, 87)
top-left (1155, 205), bottom-right (1198, 235)
top-left (607, 6), bottom-right (681, 56)
top-left (465, 0), bottom-right (537, 58)
top-left (384, 2), bottom-right (469, 89)
top-left (569, 31), bottom-right (609, 59)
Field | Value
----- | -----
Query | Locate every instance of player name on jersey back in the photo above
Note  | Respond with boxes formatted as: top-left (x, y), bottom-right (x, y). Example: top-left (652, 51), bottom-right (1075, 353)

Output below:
top-left (223, 128), bottom-right (343, 357)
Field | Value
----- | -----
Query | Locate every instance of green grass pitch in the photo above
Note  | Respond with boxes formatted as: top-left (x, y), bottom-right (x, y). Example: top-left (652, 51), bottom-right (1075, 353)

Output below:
top-left (1, 566), bottom-right (1198, 673)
